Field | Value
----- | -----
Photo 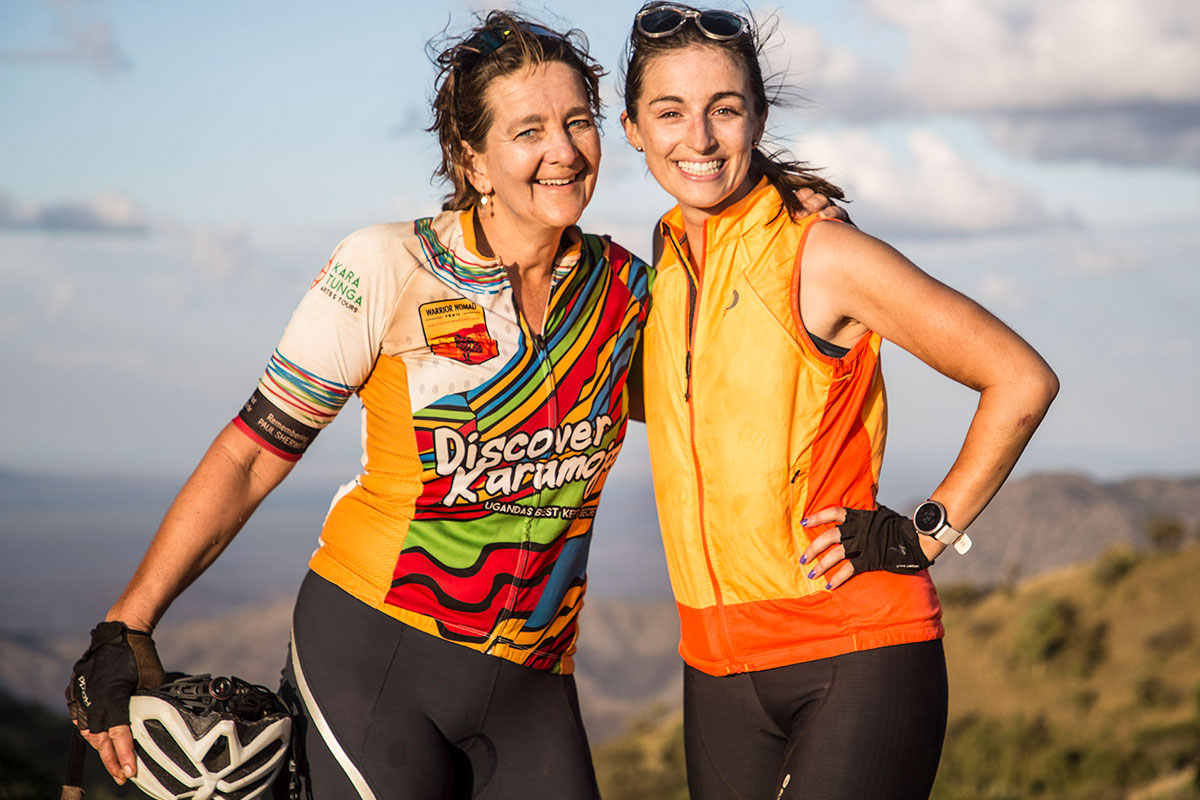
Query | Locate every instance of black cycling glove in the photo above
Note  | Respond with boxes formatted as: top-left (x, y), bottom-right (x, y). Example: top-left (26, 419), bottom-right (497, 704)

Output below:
top-left (838, 505), bottom-right (933, 575)
top-left (66, 620), bottom-right (165, 732)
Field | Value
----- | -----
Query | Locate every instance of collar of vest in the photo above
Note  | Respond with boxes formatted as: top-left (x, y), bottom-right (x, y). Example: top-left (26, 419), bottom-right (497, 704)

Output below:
top-left (657, 175), bottom-right (787, 248)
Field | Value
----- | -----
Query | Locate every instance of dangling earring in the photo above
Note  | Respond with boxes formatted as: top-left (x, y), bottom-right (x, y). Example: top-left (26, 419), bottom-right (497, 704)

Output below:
top-left (479, 194), bottom-right (488, 206)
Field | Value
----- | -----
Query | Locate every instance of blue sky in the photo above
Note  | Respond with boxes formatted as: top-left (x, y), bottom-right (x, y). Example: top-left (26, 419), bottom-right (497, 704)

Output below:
top-left (2, 0), bottom-right (1198, 508)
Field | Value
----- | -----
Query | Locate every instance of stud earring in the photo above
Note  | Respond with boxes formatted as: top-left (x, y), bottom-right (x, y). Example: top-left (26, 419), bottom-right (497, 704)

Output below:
top-left (635, 146), bottom-right (644, 152)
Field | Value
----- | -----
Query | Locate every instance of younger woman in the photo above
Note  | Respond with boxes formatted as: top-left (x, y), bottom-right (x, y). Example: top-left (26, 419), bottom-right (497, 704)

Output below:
top-left (621, 4), bottom-right (1058, 798)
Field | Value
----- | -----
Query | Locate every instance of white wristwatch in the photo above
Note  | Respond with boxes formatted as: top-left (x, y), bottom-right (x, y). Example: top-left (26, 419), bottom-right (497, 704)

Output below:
top-left (912, 499), bottom-right (972, 554)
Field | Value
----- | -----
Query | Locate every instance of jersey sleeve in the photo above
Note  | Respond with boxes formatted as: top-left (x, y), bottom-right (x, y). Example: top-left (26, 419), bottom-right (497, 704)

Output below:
top-left (234, 225), bottom-right (404, 460)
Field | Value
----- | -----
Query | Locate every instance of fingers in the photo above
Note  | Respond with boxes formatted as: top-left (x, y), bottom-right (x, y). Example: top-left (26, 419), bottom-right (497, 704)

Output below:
top-left (81, 726), bottom-right (136, 784)
top-left (110, 724), bottom-right (139, 780)
top-left (794, 186), bottom-right (818, 212)
top-left (819, 204), bottom-right (848, 221)
top-left (800, 506), bottom-right (856, 588)
top-left (824, 560), bottom-right (856, 590)
top-left (800, 528), bottom-right (840, 566)
top-left (801, 506), bottom-right (847, 529)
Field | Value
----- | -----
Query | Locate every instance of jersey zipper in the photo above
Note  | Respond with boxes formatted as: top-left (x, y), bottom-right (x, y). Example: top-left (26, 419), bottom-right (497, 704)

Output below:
top-left (487, 282), bottom-right (560, 655)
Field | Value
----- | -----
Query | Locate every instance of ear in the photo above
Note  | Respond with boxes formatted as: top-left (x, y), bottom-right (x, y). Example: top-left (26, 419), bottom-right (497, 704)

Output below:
top-left (620, 111), bottom-right (644, 153)
top-left (753, 108), bottom-right (767, 147)
top-left (461, 140), bottom-right (491, 196)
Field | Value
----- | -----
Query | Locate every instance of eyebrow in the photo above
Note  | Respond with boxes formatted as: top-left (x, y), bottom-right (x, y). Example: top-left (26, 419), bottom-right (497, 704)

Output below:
top-left (504, 106), bottom-right (593, 131)
top-left (648, 90), bottom-right (746, 106)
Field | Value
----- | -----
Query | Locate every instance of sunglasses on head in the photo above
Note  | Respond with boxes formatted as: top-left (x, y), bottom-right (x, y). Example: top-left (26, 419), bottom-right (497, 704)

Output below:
top-left (468, 22), bottom-right (565, 59)
top-left (634, 5), bottom-right (748, 40)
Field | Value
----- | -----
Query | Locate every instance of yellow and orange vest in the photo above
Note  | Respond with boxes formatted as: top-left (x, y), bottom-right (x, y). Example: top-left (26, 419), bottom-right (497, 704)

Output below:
top-left (643, 179), bottom-right (943, 676)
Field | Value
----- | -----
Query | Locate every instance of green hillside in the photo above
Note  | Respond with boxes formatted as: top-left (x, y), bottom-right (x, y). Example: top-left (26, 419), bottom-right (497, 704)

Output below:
top-left (6, 540), bottom-right (1197, 799)
top-left (594, 540), bottom-right (1200, 800)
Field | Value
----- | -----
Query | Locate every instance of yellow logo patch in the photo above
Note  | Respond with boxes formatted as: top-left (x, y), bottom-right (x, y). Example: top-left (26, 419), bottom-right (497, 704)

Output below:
top-left (419, 300), bottom-right (500, 365)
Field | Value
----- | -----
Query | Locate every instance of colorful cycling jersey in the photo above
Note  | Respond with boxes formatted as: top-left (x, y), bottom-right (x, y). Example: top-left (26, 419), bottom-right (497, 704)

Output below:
top-left (235, 209), bottom-right (651, 673)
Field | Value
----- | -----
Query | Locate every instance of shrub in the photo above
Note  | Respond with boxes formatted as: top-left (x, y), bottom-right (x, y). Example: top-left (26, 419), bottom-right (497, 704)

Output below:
top-left (1013, 599), bottom-right (1078, 664)
top-left (1091, 544), bottom-right (1139, 586)
top-left (939, 582), bottom-right (990, 608)
top-left (1135, 676), bottom-right (1182, 708)
top-left (1146, 515), bottom-right (1186, 553)
top-left (1144, 622), bottom-right (1194, 657)
top-left (1069, 688), bottom-right (1098, 712)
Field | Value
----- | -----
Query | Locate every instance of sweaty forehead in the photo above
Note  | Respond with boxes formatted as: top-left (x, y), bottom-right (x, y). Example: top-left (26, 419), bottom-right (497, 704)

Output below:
top-left (482, 61), bottom-right (590, 116)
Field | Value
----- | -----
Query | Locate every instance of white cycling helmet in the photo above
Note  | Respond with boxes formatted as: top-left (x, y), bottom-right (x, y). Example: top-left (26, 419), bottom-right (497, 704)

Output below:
top-left (127, 674), bottom-right (292, 800)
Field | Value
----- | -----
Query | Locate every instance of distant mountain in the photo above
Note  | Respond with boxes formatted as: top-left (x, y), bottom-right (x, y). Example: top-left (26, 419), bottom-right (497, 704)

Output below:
top-left (0, 594), bottom-right (673, 744)
top-left (930, 472), bottom-right (1200, 587)
top-left (3, 470), bottom-right (1196, 745)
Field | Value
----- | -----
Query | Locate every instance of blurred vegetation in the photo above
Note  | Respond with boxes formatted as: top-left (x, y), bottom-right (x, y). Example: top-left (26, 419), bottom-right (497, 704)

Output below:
top-left (6, 533), bottom-right (1200, 800)
top-left (1147, 514), bottom-right (1187, 553)
top-left (591, 537), bottom-right (1200, 799)
top-left (1091, 543), bottom-right (1140, 585)
top-left (0, 689), bottom-right (136, 800)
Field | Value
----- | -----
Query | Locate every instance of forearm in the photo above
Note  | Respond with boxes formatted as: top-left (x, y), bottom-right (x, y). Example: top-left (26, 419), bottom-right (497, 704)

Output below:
top-left (928, 366), bottom-right (1059, 534)
top-left (106, 423), bottom-right (295, 631)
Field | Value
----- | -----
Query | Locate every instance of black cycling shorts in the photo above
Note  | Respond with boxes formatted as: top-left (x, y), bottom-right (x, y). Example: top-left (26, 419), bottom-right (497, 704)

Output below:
top-left (277, 571), bottom-right (599, 800)
top-left (684, 640), bottom-right (948, 800)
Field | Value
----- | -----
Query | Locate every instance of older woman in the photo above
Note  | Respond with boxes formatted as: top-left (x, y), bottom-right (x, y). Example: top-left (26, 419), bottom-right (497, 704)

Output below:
top-left (66, 13), bottom-right (648, 799)
top-left (620, 3), bottom-right (1059, 798)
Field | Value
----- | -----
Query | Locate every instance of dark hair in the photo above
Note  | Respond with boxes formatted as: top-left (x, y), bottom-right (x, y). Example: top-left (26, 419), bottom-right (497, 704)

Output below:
top-left (429, 11), bottom-right (606, 211)
top-left (621, 2), bottom-right (845, 219)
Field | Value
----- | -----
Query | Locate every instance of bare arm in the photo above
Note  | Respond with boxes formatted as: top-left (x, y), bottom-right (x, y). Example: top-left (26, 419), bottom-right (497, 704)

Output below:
top-left (802, 222), bottom-right (1058, 573)
top-left (79, 421), bottom-right (295, 784)
top-left (107, 422), bottom-right (296, 631)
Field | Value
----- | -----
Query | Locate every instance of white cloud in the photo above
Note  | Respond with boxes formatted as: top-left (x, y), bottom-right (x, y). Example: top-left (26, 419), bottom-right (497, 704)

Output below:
top-left (978, 274), bottom-right (1029, 314)
top-left (768, 17), bottom-right (908, 122)
top-left (0, 190), bottom-right (147, 233)
top-left (1063, 244), bottom-right (1146, 276)
top-left (184, 225), bottom-right (252, 279)
top-left (48, 277), bottom-right (76, 318)
top-left (774, 1), bottom-right (1200, 168)
top-left (0, 0), bottom-right (130, 74)
top-left (866, 0), bottom-right (1200, 111)
top-left (797, 127), bottom-right (1072, 236)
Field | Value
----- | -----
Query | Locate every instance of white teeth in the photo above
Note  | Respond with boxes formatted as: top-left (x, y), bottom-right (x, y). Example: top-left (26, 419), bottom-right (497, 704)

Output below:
top-left (537, 178), bottom-right (574, 186)
top-left (676, 160), bottom-right (723, 176)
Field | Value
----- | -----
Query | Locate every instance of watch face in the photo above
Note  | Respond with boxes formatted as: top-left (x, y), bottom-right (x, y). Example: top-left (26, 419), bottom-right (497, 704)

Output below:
top-left (914, 501), bottom-right (944, 534)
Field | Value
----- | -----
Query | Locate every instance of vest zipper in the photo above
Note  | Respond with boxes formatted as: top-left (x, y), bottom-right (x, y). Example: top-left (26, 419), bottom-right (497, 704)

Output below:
top-left (667, 224), bottom-right (738, 669)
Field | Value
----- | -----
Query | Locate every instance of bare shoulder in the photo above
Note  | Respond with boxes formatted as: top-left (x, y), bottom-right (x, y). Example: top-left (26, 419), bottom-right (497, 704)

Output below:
top-left (803, 218), bottom-right (917, 278)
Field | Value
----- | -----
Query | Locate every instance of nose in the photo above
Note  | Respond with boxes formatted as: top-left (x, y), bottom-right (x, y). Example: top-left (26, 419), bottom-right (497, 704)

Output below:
top-left (686, 115), bottom-right (717, 154)
top-left (545, 125), bottom-right (582, 166)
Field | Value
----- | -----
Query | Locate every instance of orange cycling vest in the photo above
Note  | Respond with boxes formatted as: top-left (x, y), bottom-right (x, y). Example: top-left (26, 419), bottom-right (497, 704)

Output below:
top-left (643, 179), bottom-right (943, 676)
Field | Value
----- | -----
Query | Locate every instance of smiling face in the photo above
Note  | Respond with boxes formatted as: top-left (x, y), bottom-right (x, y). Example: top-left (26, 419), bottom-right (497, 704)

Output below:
top-left (463, 60), bottom-right (601, 240)
top-left (622, 44), bottom-right (765, 225)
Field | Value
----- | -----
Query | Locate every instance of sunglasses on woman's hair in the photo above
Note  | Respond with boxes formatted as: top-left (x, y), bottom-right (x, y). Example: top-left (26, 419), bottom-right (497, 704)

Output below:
top-left (468, 22), bottom-right (565, 59)
top-left (634, 5), bottom-right (748, 40)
